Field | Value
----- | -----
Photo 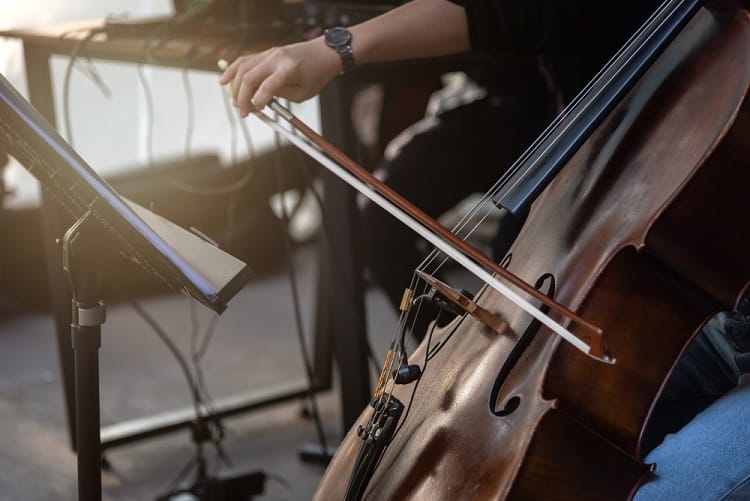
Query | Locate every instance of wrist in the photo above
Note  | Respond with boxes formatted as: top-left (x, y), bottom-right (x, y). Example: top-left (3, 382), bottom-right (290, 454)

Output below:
top-left (314, 37), bottom-right (344, 80)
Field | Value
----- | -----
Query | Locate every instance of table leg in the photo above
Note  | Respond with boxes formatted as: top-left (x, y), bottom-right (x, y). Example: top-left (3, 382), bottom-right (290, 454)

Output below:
top-left (23, 45), bottom-right (78, 450)
top-left (314, 80), bottom-right (371, 432)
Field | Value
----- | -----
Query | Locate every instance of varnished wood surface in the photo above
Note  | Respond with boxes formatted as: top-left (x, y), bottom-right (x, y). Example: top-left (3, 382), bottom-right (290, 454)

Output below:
top-left (316, 7), bottom-right (750, 500)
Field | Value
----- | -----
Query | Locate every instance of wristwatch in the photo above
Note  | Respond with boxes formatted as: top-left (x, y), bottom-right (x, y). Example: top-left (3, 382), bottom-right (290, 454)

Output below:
top-left (324, 27), bottom-right (355, 74)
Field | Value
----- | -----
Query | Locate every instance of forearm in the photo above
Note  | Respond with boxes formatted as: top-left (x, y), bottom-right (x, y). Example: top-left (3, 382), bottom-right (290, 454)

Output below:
top-left (220, 0), bottom-right (471, 112)
top-left (350, 0), bottom-right (471, 65)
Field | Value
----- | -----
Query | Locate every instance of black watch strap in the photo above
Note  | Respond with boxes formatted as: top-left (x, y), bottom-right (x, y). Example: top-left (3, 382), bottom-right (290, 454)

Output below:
top-left (325, 27), bottom-right (356, 74)
top-left (338, 45), bottom-right (355, 74)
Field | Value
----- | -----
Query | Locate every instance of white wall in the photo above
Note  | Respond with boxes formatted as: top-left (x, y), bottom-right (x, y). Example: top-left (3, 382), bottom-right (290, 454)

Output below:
top-left (0, 0), bottom-right (320, 206)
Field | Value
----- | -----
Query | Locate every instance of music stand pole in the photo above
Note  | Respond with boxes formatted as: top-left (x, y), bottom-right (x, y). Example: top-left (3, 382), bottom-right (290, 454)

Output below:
top-left (0, 72), bottom-right (253, 500)
top-left (63, 212), bottom-right (107, 501)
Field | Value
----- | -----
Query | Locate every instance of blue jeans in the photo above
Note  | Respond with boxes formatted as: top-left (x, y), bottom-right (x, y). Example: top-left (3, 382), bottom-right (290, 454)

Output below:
top-left (635, 313), bottom-right (750, 500)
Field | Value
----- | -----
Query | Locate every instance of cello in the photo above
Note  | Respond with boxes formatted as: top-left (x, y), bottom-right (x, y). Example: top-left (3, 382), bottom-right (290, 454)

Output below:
top-left (261, 0), bottom-right (750, 498)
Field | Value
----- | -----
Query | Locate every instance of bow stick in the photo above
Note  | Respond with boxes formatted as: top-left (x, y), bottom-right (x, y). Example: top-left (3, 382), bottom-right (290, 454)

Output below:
top-left (251, 98), bottom-right (612, 363)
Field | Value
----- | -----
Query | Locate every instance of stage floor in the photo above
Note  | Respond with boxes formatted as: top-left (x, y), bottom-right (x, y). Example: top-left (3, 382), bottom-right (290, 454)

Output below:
top-left (0, 243), bottom-right (401, 500)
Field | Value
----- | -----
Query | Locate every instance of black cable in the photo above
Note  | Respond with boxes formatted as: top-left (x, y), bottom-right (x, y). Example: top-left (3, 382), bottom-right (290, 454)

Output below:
top-left (184, 288), bottom-right (235, 470)
top-left (187, 318), bottom-right (230, 472)
top-left (182, 66), bottom-right (194, 160)
top-left (194, 305), bottom-right (222, 361)
top-left (383, 313), bottom-right (439, 461)
top-left (188, 300), bottom-right (221, 413)
top-left (139, 36), bottom-right (253, 474)
top-left (265, 472), bottom-right (292, 494)
top-left (396, 294), bottom-right (427, 359)
top-left (138, 65), bottom-right (255, 196)
top-left (123, 292), bottom-right (205, 417)
top-left (293, 154), bottom-right (382, 375)
top-left (61, 28), bottom-right (107, 148)
top-left (427, 314), bottom-right (467, 362)
top-left (293, 140), bottom-right (434, 366)
top-left (137, 58), bottom-right (234, 471)
top-left (271, 119), bottom-right (330, 454)
top-left (220, 80), bottom-right (240, 166)
top-left (135, 32), bottom-right (251, 463)
top-left (136, 64), bottom-right (155, 167)
top-left (183, 111), bottom-right (246, 438)
top-left (165, 455), bottom-right (198, 495)
top-left (128, 291), bottom-right (233, 485)
top-left (135, 63), bottom-right (258, 195)
top-left (135, 22), bottom-right (257, 196)
top-left (109, 279), bottom-right (232, 484)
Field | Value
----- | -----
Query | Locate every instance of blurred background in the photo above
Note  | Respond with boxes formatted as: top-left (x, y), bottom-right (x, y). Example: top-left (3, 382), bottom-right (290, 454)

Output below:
top-left (0, 0), bottom-right (320, 204)
top-left (0, 1), bottom-right (394, 500)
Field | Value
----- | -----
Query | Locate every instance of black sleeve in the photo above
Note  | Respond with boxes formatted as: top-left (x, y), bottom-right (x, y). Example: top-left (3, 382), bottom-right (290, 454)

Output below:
top-left (446, 0), bottom-right (658, 59)
top-left (447, 0), bottom-right (541, 55)
top-left (445, 0), bottom-right (659, 102)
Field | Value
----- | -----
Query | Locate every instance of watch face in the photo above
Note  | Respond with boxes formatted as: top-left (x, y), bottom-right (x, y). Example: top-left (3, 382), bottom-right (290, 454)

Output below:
top-left (325, 27), bottom-right (352, 48)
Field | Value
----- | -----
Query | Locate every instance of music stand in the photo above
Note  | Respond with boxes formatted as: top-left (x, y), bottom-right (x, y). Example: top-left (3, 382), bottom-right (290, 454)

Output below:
top-left (0, 73), bottom-right (253, 500)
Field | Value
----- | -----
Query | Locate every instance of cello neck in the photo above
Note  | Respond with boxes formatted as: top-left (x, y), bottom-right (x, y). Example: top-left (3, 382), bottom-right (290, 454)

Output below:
top-left (492, 0), bottom-right (702, 215)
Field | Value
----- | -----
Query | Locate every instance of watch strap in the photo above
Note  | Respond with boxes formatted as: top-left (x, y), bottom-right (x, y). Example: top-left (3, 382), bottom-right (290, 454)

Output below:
top-left (338, 44), bottom-right (355, 74)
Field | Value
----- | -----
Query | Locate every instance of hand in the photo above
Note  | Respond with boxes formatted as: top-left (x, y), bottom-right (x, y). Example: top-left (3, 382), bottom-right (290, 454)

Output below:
top-left (219, 38), bottom-right (341, 116)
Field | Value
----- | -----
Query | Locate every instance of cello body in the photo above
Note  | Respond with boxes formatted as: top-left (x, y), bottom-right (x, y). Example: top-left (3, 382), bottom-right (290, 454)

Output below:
top-left (316, 5), bottom-right (750, 500)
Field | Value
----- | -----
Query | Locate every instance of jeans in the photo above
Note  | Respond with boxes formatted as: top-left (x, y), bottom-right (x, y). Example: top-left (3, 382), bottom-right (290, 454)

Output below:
top-left (635, 312), bottom-right (750, 500)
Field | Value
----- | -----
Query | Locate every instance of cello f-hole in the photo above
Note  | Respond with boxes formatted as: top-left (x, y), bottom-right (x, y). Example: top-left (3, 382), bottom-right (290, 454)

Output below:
top-left (490, 273), bottom-right (556, 416)
top-left (496, 395), bottom-right (523, 417)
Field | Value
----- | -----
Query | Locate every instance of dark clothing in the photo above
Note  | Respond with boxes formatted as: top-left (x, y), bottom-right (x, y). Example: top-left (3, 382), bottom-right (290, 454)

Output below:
top-left (364, 1), bottom-right (661, 314)
top-left (448, 0), bottom-right (659, 101)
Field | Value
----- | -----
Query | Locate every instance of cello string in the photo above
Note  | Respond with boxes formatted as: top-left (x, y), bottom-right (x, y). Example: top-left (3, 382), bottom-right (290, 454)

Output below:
top-left (415, 0), bottom-right (681, 276)
top-left (484, 0), bottom-right (676, 197)
top-left (488, 0), bottom-right (684, 202)
top-left (390, 0), bottom-right (686, 386)
top-left (426, 0), bottom-right (677, 239)
top-left (410, 0), bottom-right (687, 359)
top-left (432, 0), bottom-right (677, 239)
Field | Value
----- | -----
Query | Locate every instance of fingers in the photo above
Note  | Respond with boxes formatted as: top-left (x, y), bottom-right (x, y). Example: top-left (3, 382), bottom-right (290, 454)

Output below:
top-left (234, 59), bottom-right (280, 115)
top-left (218, 41), bottom-right (335, 115)
top-left (219, 46), bottom-right (304, 115)
top-left (231, 54), bottom-right (265, 107)
top-left (218, 58), bottom-right (237, 84)
top-left (252, 67), bottom-right (293, 109)
top-left (218, 52), bottom-right (265, 109)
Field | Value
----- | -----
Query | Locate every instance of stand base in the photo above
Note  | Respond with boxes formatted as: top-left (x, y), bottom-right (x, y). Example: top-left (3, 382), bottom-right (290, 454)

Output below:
top-left (101, 380), bottom-right (326, 449)
top-left (298, 443), bottom-right (336, 465)
top-left (156, 470), bottom-right (266, 501)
